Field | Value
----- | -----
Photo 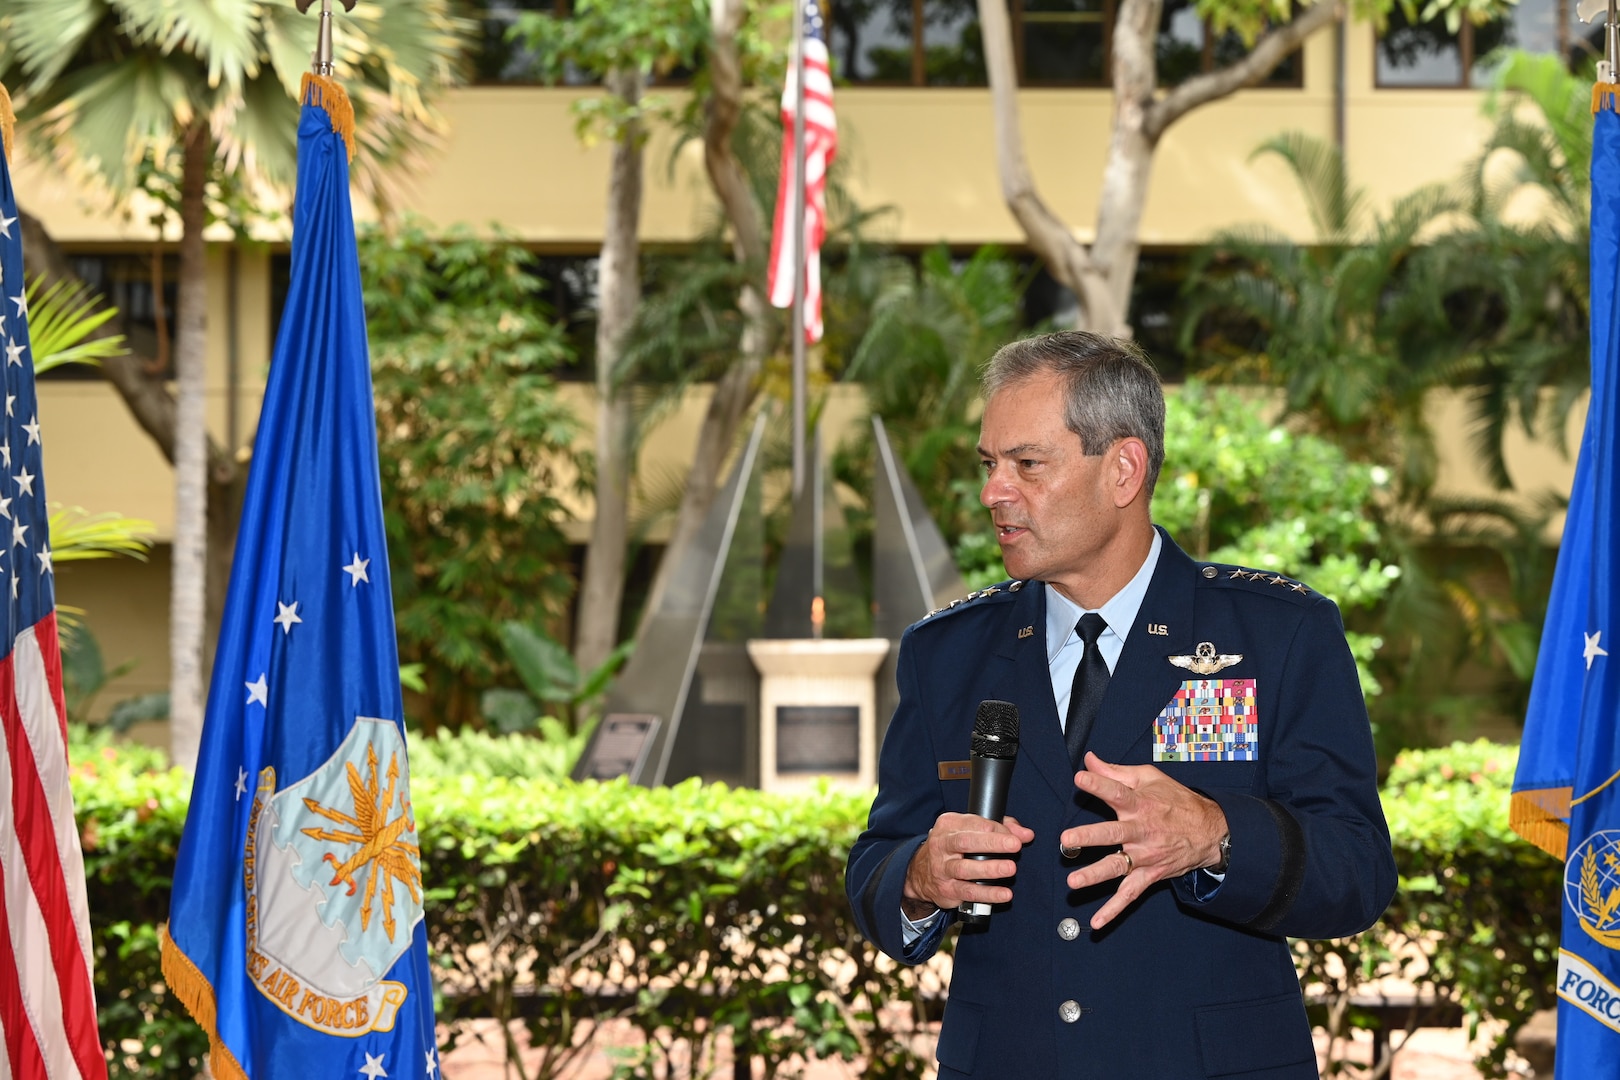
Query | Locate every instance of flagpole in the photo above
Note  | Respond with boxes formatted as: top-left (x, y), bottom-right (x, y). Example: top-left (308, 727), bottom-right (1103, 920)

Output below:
top-left (790, 0), bottom-right (809, 499)
top-left (294, 0), bottom-right (356, 75)
top-left (1608, 0), bottom-right (1619, 80)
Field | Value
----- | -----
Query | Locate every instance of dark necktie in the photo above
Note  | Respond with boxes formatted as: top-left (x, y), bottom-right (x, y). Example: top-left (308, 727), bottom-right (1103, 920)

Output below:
top-left (1064, 613), bottom-right (1110, 769)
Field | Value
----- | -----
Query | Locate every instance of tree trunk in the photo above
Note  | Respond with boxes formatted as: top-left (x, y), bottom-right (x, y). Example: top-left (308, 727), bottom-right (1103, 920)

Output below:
top-left (169, 122), bottom-right (211, 773)
top-left (1092, 0), bottom-right (1165, 330)
top-left (976, 0), bottom-right (1344, 336)
top-left (635, 0), bottom-right (770, 638)
top-left (976, 0), bottom-right (1119, 333)
top-left (19, 207), bottom-right (245, 673)
top-left (573, 67), bottom-right (645, 676)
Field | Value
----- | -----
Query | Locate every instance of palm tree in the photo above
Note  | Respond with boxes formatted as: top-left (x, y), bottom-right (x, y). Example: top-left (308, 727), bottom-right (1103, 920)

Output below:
top-left (1179, 131), bottom-right (1463, 499)
top-left (843, 244), bottom-right (1030, 543)
top-left (0, 0), bottom-right (469, 770)
top-left (1434, 51), bottom-right (1591, 488)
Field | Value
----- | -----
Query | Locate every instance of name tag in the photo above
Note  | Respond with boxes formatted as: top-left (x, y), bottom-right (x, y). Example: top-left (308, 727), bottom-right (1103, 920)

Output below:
top-left (1153, 678), bottom-right (1258, 762)
top-left (938, 760), bottom-right (972, 781)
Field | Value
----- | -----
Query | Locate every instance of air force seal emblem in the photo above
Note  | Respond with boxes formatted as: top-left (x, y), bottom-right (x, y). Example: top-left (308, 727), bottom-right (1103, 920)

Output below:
top-left (245, 716), bottom-right (424, 1036)
top-left (1557, 830), bottom-right (1620, 1034)
top-left (1567, 830), bottom-right (1620, 950)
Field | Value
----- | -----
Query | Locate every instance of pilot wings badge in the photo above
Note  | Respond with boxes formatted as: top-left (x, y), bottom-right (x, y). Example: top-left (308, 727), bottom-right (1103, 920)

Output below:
top-left (1168, 641), bottom-right (1243, 675)
top-left (244, 716), bottom-right (423, 1037)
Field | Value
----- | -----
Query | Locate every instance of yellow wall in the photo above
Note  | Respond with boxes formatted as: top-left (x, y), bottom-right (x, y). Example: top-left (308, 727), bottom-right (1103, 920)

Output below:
top-left (20, 26), bottom-right (1494, 249)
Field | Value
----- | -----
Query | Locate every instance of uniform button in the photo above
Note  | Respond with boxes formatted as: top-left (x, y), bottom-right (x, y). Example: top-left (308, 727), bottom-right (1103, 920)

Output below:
top-left (1059, 999), bottom-right (1083, 1023)
top-left (1058, 918), bottom-right (1080, 941)
top-left (1202, 565), bottom-right (1218, 579)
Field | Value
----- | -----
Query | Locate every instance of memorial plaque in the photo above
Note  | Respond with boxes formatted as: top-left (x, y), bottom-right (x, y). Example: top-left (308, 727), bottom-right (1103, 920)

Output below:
top-left (776, 705), bottom-right (860, 772)
top-left (580, 714), bottom-right (661, 780)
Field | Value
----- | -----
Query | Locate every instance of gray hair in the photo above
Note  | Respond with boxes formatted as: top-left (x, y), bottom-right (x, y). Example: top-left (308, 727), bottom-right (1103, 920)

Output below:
top-left (981, 331), bottom-right (1165, 497)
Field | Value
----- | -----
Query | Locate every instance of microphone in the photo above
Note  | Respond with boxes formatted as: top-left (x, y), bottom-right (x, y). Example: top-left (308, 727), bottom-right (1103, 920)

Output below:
top-left (958, 699), bottom-right (1020, 925)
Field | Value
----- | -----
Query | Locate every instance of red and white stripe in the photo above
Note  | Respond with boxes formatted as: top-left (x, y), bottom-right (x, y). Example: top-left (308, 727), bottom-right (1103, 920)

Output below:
top-left (768, 14), bottom-right (838, 344)
top-left (0, 613), bottom-right (104, 1080)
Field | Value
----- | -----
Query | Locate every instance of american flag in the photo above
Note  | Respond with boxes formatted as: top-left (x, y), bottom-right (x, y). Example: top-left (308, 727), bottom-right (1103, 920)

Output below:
top-left (768, 0), bottom-right (838, 344)
top-left (0, 111), bottom-right (107, 1080)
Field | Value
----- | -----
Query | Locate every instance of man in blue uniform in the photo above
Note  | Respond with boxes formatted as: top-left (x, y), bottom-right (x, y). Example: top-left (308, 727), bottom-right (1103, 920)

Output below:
top-left (845, 331), bottom-right (1396, 1078)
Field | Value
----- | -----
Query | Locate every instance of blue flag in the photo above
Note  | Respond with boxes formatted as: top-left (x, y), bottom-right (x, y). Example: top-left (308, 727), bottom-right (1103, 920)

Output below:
top-left (1512, 91), bottom-right (1620, 1071)
top-left (160, 77), bottom-right (438, 1080)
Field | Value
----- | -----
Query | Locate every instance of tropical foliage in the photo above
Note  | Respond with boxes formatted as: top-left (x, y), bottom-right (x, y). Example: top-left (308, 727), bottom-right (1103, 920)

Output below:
top-left (1178, 131), bottom-right (1463, 500)
top-left (1176, 53), bottom-right (1591, 745)
top-left (1435, 50), bottom-right (1592, 485)
top-left (479, 619), bottom-right (631, 736)
top-left (360, 220), bottom-right (584, 732)
top-left (0, 0), bottom-right (470, 203)
top-left (843, 244), bottom-right (1031, 547)
top-left (1156, 381), bottom-right (1400, 698)
top-left (75, 730), bottom-right (1556, 1080)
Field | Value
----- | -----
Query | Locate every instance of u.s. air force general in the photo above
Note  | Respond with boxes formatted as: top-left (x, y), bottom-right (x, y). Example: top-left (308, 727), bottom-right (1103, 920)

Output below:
top-left (845, 331), bottom-right (1397, 1079)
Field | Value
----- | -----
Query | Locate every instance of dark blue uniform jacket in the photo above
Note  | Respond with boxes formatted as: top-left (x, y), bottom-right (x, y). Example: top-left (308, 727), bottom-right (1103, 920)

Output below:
top-left (845, 530), bottom-right (1396, 1079)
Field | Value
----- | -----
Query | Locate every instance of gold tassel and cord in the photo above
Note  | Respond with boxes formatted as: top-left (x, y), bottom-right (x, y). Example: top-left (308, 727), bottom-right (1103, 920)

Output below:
top-left (1596, 80), bottom-right (1620, 114)
top-left (300, 72), bottom-right (356, 161)
top-left (159, 923), bottom-right (250, 1080)
top-left (0, 83), bottom-right (14, 164)
top-left (1510, 787), bottom-right (1571, 861)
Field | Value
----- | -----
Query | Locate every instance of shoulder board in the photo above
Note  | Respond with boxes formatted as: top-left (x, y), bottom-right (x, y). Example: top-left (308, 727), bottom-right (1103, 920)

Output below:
top-left (922, 580), bottom-right (1024, 621)
top-left (1196, 563), bottom-right (1315, 600)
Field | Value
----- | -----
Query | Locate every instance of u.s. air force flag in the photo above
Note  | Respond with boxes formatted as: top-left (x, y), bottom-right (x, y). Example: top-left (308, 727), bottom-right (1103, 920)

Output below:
top-left (1511, 80), bottom-right (1620, 1074)
top-left (159, 75), bottom-right (438, 1080)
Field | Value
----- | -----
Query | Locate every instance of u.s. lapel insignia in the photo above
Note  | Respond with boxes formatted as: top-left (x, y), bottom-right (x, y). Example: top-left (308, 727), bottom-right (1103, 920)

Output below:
top-left (1018, 625), bottom-right (1034, 639)
top-left (1168, 640), bottom-right (1243, 675)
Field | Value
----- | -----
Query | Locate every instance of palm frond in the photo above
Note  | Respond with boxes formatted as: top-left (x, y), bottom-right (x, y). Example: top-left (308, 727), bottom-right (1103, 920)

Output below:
top-left (24, 275), bottom-right (128, 374)
top-left (1250, 132), bottom-right (1367, 241)
top-left (48, 507), bottom-right (154, 563)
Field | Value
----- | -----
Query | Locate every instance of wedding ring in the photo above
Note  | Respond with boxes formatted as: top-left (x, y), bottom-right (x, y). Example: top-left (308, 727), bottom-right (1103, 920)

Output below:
top-left (1118, 848), bottom-right (1134, 875)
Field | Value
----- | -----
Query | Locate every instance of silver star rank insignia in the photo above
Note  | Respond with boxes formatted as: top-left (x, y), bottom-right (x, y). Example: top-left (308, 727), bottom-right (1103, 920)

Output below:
top-left (1168, 640), bottom-right (1244, 675)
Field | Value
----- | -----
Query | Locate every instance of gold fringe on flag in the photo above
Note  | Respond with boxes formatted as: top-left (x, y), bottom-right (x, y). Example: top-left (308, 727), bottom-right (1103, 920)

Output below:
top-left (0, 83), bottom-right (14, 164)
top-left (1509, 786), bottom-right (1572, 860)
top-left (1595, 80), bottom-right (1620, 114)
top-left (158, 923), bottom-right (250, 1080)
top-left (300, 72), bottom-right (356, 161)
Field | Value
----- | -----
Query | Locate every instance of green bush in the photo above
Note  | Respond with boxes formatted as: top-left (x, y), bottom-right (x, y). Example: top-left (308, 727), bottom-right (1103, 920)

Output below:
top-left (1302, 739), bottom-right (1558, 1076)
top-left (78, 733), bottom-right (1555, 1079)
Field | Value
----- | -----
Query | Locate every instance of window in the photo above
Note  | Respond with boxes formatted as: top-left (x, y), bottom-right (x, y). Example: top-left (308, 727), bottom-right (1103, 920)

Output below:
top-left (827, 0), bottom-right (987, 85)
top-left (53, 254), bottom-right (178, 381)
top-left (826, 0), bottom-right (1299, 87)
top-left (1158, 0), bottom-right (1302, 88)
top-left (1377, 0), bottom-right (1597, 88)
top-left (469, 0), bottom-right (606, 86)
top-left (1018, 0), bottom-right (1110, 85)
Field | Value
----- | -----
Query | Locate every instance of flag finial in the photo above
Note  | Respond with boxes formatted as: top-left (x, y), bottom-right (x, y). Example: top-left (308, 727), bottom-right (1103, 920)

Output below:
top-left (294, 0), bottom-right (357, 77)
top-left (1587, 0), bottom-right (1620, 108)
top-left (294, 0), bottom-right (357, 158)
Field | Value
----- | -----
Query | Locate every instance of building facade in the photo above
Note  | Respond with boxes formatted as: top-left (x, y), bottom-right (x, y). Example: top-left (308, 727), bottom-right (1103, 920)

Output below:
top-left (22, 2), bottom-right (1589, 716)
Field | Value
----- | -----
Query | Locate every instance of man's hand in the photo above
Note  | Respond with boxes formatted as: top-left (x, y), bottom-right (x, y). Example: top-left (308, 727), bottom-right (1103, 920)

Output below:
top-left (1058, 753), bottom-right (1227, 930)
top-left (903, 812), bottom-right (1035, 918)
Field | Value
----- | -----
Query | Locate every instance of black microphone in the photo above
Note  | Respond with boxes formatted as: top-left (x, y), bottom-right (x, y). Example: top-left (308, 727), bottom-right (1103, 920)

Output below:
top-left (958, 699), bottom-right (1020, 925)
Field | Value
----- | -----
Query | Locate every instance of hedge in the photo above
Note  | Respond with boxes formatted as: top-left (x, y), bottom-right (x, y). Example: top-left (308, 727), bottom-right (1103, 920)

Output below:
top-left (74, 731), bottom-right (1555, 1079)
